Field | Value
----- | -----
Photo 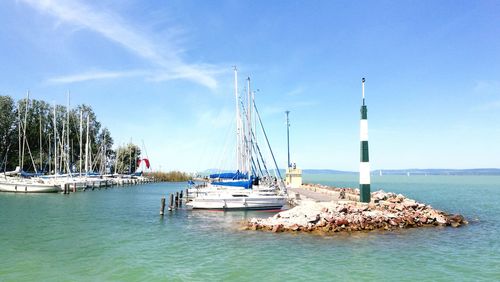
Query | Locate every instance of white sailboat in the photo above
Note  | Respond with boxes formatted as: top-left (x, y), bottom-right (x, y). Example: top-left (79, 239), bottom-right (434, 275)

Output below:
top-left (187, 68), bottom-right (287, 210)
top-left (0, 176), bottom-right (60, 193)
top-left (0, 95), bottom-right (61, 193)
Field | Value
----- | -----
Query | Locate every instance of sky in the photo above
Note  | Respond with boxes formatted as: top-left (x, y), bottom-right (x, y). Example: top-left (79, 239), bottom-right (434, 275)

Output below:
top-left (0, 0), bottom-right (499, 172)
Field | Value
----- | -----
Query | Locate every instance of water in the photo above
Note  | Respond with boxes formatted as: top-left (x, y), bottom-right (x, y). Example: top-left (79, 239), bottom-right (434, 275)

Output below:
top-left (1, 175), bottom-right (499, 281)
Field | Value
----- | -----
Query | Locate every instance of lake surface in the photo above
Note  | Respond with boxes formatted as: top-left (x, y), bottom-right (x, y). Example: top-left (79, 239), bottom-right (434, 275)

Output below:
top-left (1, 175), bottom-right (499, 281)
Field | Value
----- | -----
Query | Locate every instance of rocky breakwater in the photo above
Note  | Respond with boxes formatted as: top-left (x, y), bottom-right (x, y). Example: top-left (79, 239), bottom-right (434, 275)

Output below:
top-left (246, 190), bottom-right (467, 233)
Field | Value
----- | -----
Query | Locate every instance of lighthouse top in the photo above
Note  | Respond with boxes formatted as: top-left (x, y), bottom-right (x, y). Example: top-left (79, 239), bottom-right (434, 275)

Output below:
top-left (362, 77), bottom-right (366, 104)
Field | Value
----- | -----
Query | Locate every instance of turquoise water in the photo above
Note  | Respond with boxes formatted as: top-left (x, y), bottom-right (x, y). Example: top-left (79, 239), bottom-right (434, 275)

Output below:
top-left (1, 175), bottom-right (499, 281)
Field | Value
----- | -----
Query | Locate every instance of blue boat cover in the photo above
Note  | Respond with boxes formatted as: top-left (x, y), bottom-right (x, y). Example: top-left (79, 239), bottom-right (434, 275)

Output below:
top-left (20, 171), bottom-right (44, 178)
top-left (209, 171), bottom-right (248, 180)
top-left (211, 179), bottom-right (253, 189)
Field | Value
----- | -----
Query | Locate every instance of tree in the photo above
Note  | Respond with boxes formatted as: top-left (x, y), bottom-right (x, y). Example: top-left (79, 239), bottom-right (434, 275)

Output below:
top-left (0, 95), bottom-right (115, 173)
top-left (96, 127), bottom-right (114, 174)
top-left (0, 96), bottom-right (16, 171)
top-left (115, 143), bottom-right (141, 174)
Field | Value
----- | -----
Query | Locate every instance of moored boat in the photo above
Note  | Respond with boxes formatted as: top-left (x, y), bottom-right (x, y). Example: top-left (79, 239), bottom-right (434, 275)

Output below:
top-left (187, 68), bottom-right (287, 210)
top-left (0, 177), bottom-right (61, 193)
top-left (186, 191), bottom-right (286, 210)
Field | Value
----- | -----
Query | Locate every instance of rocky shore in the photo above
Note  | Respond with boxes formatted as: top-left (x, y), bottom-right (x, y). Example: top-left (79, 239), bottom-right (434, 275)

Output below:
top-left (246, 189), bottom-right (467, 233)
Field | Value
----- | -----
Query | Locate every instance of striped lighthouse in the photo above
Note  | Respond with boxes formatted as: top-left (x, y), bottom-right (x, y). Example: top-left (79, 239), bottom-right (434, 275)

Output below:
top-left (359, 77), bottom-right (371, 203)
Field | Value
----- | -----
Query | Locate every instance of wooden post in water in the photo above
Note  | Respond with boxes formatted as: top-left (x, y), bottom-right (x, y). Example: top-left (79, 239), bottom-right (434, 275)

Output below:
top-left (168, 194), bottom-right (174, 211)
top-left (73, 183), bottom-right (76, 193)
top-left (179, 190), bottom-right (183, 207)
top-left (185, 189), bottom-right (189, 200)
top-left (160, 196), bottom-right (166, 216)
top-left (175, 192), bottom-right (179, 208)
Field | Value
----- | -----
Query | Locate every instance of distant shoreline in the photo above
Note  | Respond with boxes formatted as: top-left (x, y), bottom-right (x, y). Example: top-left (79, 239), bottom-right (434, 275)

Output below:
top-left (301, 168), bottom-right (500, 176)
top-left (202, 168), bottom-right (500, 176)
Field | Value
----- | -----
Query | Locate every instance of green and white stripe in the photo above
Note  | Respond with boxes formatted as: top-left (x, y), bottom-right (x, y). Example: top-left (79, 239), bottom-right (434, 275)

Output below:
top-left (359, 78), bottom-right (371, 203)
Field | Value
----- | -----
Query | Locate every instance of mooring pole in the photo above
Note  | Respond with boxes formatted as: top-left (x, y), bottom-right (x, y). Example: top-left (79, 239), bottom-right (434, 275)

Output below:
top-left (160, 196), bottom-right (165, 215)
top-left (168, 194), bottom-right (174, 211)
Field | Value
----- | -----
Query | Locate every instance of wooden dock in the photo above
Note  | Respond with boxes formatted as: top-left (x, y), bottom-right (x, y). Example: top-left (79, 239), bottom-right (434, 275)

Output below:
top-left (60, 176), bottom-right (157, 194)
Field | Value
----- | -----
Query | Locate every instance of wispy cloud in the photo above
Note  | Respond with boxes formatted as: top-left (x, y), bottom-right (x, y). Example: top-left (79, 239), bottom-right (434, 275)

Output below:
top-left (286, 87), bottom-right (304, 97)
top-left (46, 70), bottom-right (147, 84)
top-left (21, 0), bottom-right (218, 89)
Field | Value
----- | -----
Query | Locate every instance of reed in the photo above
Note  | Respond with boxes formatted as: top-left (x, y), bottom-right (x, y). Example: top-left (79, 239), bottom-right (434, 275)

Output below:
top-left (144, 171), bottom-right (191, 182)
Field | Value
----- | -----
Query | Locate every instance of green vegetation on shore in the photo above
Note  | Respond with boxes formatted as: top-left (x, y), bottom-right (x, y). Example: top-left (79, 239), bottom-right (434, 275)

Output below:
top-left (0, 95), bottom-right (148, 174)
top-left (0, 95), bottom-right (113, 172)
top-left (145, 171), bottom-right (191, 182)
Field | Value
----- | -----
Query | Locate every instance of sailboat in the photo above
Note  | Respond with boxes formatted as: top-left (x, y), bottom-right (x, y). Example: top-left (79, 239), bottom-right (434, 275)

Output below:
top-left (0, 174), bottom-right (61, 193)
top-left (0, 94), bottom-right (61, 193)
top-left (187, 68), bottom-right (287, 210)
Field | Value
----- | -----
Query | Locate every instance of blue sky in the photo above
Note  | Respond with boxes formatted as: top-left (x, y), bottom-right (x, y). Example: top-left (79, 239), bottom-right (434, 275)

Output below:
top-left (1, 0), bottom-right (499, 172)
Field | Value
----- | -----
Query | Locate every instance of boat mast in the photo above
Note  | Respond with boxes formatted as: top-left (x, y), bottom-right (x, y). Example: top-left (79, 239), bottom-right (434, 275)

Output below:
top-left (233, 66), bottom-right (242, 172)
top-left (102, 135), bottom-right (106, 174)
top-left (60, 119), bottom-right (65, 174)
top-left (89, 138), bottom-right (92, 172)
top-left (129, 139), bottom-right (132, 174)
top-left (53, 102), bottom-right (57, 176)
top-left (85, 114), bottom-right (89, 174)
top-left (79, 109), bottom-right (83, 176)
top-left (247, 77), bottom-right (252, 177)
top-left (18, 104), bottom-right (21, 170)
top-left (48, 132), bottom-right (51, 174)
top-left (133, 140), bottom-right (137, 173)
top-left (21, 91), bottom-right (29, 171)
top-left (67, 91), bottom-right (70, 174)
top-left (285, 110), bottom-right (291, 168)
top-left (39, 111), bottom-right (42, 172)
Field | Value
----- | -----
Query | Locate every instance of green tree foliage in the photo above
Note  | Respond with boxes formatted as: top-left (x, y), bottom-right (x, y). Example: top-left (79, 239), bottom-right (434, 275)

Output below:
top-left (115, 143), bottom-right (141, 174)
top-left (0, 96), bottom-right (17, 170)
top-left (0, 95), bottom-right (114, 173)
top-left (97, 127), bottom-right (114, 173)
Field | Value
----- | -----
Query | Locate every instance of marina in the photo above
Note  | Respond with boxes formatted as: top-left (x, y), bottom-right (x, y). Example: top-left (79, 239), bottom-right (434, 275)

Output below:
top-left (1, 172), bottom-right (155, 194)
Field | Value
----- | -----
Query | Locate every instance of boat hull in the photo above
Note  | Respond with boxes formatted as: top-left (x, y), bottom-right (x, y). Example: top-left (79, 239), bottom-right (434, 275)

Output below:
top-left (187, 194), bottom-right (286, 210)
top-left (0, 181), bottom-right (61, 193)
